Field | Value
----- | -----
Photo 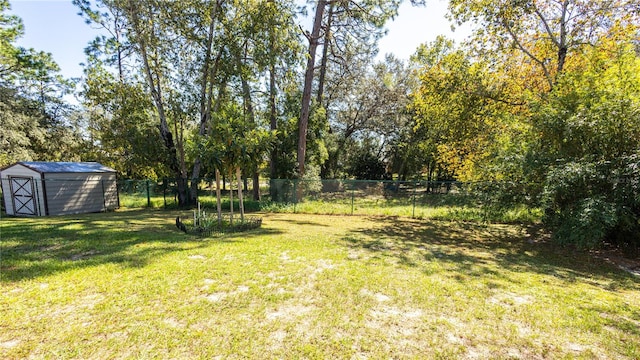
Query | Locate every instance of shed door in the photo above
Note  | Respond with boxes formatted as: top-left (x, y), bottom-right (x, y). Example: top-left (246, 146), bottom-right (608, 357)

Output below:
top-left (10, 177), bottom-right (37, 215)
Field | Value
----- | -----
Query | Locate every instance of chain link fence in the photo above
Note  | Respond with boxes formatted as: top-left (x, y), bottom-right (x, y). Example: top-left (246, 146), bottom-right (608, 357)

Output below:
top-left (117, 178), bottom-right (473, 219)
top-left (0, 177), bottom-right (536, 221)
top-left (117, 178), bottom-right (263, 210)
top-left (268, 179), bottom-right (465, 218)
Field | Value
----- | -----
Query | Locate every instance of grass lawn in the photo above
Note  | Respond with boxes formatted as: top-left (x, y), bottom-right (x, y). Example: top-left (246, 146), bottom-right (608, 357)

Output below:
top-left (1, 210), bottom-right (639, 359)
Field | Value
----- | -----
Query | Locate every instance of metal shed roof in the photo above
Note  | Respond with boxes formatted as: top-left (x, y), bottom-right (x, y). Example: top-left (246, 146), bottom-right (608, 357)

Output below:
top-left (14, 161), bottom-right (117, 174)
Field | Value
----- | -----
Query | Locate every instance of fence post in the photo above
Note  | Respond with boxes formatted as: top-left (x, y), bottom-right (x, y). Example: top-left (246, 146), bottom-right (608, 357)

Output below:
top-left (146, 179), bottom-right (151, 208)
top-left (412, 180), bottom-right (417, 218)
top-left (163, 178), bottom-right (167, 209)
top-left (351, 181), bottom-right (355, 216)
top-left (293, 179), bottom-right (298, 213)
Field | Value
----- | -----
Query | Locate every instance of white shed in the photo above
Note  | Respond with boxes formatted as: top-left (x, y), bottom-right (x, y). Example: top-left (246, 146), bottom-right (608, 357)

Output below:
top-left (0, 161), bottom-right (119, 216)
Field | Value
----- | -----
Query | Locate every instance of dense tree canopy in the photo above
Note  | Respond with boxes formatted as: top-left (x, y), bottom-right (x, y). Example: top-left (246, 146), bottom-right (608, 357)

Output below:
top-left (0, 0), bottom-right (86, 167)
top-left (405, 0), bottom-right (640, 249)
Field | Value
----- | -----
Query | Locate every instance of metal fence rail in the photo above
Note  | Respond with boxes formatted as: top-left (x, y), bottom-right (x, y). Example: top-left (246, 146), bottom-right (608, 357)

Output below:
top-left (116, 178), bottom-right (466, 218)
top-left (0, 177), bottom-right (534, 220)
top-left (117, 177), bottom-right (263, 209)
top-left (268, 179), bottom-right (463, 217)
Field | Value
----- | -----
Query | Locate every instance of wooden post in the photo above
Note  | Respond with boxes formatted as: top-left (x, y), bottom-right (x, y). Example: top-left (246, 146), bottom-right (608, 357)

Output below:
top-left (228, 168), bottom-right (234, 225)
top-left (236, 167), bottom-right (244, 222)
top-left (215, 169), bottom-right (222, 226)
top-left (146, 179), bottom-right (151, 208)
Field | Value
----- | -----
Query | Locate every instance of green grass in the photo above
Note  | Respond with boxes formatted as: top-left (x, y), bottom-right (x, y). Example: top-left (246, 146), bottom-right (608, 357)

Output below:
top-left (1, 211), bottom-right (638, 358)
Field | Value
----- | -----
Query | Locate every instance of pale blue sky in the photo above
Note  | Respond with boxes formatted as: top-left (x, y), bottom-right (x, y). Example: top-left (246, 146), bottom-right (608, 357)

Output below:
top-left (9, 0), bottom-right (469, 80)
top-left (10, 0), bottom-right (104, 79)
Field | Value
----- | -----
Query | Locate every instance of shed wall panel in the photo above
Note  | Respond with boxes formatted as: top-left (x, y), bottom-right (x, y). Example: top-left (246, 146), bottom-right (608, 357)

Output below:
top-left (102, 176), bottom-right (119, 210)
top-left (0, 177), bottom-right (12, 215)
top-left (44, 173), bottom-right (117, 215)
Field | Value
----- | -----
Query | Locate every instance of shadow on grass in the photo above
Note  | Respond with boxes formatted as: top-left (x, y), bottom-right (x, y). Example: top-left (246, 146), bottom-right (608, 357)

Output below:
top-left (268, 217), bottom-right (331, 227)
top-left (200, 226), bottom-right (285, 242)
top-left (0, 209), bottom-right (217, 282)
top-left (344, 217), bottom-right (640, 291)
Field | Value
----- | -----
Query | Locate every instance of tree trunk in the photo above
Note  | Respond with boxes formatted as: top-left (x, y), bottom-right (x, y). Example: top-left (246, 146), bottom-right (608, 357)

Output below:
top-left (316, 2), bottom-right (333, 107)
top-left (190, 2), bottom-right (221, 204)
top-left (556, 1), bottom-right (568, 79)
top-left (268, 63), bottom-right (279, 200)
top-left (215, 168), bottom-right (222, 226)
top-left (252, 171), bottom-right (260, 201)
top-left (228, 168), bottom-right (234, 225)
top-left (297, 0), bottom-right (327, 178)
top-left (268, 0), bottom-right (279, 194)
top-left (126, 0), bottom-right (187, 206)
top-left (237, 167), bottom-right (245, 222)
top-left (236, 51), bottom-right (262, 202)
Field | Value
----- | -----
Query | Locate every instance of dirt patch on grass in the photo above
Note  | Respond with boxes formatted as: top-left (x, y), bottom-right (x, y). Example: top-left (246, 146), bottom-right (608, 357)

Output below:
top-left (592, 248), bottom-right (640, 277)
top-left (0, 340), bottom-right (20, 349)
top-left (80, 293), bottom-right (105, 309)
top-left (265, 303), bottom-right (315, 321)
top-left (267, 329), bottom-right (289, 351)
top-left (312, 259), bottom-right (336, 274)
top-left (70, 250), bottom-right (100, 261)
top-left (205, 292), bottom-right (227, 302)
top-left (359, 288), bottom-right (391, 302)
top-left (163, 317), bottom-right (185, 328)
top-left (366, 305), bottom-right (424, 336)
top-left (204, 285), bottom-right (250, 302)
top-left (489, 292), bottom-right (535, 307)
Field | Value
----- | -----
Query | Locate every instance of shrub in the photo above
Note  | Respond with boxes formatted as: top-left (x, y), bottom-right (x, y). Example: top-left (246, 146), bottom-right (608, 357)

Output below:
top-left (348, 152), bottom-right (387, 180)
top-left (542, 155), bottom-right (640, 251)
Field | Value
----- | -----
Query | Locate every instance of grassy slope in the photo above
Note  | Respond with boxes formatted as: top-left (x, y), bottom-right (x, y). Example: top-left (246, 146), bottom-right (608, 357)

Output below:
top-left (1, 211), bottom-right (638, 359)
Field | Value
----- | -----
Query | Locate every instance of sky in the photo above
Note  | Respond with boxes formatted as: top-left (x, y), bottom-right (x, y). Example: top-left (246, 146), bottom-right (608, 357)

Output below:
top-left (8, 0), bottom-right (471, 80)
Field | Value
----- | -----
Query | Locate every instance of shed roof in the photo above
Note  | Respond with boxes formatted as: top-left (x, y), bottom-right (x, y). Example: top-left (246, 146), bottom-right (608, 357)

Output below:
top-left (9, 161), bottom-right (117, 174)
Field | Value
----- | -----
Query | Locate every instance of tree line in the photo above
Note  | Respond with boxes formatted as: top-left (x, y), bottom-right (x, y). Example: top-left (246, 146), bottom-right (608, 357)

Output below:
top-left (2, 0), bottom-right (639, 250)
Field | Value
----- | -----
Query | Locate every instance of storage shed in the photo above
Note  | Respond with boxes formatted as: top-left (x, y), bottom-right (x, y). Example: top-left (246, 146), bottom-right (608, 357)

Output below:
top-left (0, 161), bottom-right (119, 216)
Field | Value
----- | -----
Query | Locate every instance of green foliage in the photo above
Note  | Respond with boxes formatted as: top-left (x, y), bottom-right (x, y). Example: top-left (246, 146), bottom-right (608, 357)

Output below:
top-left (408, 36), bottom-right (516, 182)
top-left (178, 208), bottom-right (262, 236)
top-left (75, 0), bottom-right (306, 207)
top-left (81, 64), bottom-right (169, 178)
top-left (0, 1), bottom-right (84, 167)
top-left (323, 55), bottom-right (414, 179)
top-left (527, 41), bottom-right (640, 250)
top-left (447, 0), bottom-right (639, 90)
top-left (542, 156), bottom-right (640, 251)
top-left (531, 43), bottom-right (640, 163)
top-left (269, 92), bottom-right (328, 180)
top-left (0, 87), bottom-right (44, 166)
top-left (197, 101), bottom-right (275, 177)
top-left (406, 5), bottom-right (640, 252)
top-left (347, 151), bottom-right (387, 180)
top-left (300, 164), bottom-right (323, 193)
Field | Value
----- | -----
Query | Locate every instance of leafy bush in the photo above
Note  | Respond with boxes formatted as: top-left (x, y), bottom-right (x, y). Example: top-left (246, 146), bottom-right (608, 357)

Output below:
top-left (177, 210), bottom-right (262, 237)
top-left (300, 164), bottom-right (323, 194)
top-left (542, 155), bottom-right (640, 251)
top-left (348, 152), bottom-right (387, 180)
top-left (455, 181), bottom-right (537, 223)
